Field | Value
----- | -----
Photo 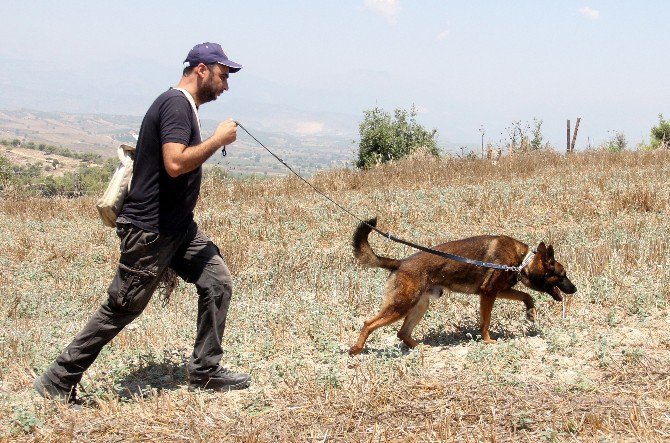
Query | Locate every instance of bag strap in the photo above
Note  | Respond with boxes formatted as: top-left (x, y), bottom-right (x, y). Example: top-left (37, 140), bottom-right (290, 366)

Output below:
top-left (174, 87), bottom-right (201, 138)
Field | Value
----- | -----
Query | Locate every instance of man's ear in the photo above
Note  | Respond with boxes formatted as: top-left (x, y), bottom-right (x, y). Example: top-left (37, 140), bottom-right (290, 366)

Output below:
top-left (195, 63), bottom-right (209, 79)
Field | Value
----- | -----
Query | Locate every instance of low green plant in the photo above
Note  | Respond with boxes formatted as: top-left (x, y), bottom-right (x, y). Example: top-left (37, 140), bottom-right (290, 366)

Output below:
top-left (9, 407), bottom-right (42, 435)
top-left (540, 428), bottom-right (564, 442)
top-left (622, 347), bottom-right (645, 364)
top-left (316, 366), bottom-right (342, 389)
top-left (512, 410), bottom-right (534, 431)
top-left (595, 336), bottom-right (613, 368)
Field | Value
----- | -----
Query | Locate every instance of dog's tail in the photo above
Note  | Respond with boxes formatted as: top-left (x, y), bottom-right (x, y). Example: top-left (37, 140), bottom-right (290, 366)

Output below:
top-left (352, 218), bottom-right (401, 271)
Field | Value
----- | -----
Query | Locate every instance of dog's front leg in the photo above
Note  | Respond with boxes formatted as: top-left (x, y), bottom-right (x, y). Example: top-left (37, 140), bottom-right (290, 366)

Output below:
top-left (479, 294), bottom-right (496, 343)
top-left (496, 289), bottom-right (536, 322)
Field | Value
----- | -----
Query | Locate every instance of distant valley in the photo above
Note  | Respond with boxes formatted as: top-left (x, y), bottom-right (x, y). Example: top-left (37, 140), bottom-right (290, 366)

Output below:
top-left (0, 108), bottom-right (355, 176)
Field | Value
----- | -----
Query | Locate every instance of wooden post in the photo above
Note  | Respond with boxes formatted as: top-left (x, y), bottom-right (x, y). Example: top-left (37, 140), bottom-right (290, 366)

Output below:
top-left (570, 117), bottom-right (581, 152)
top-left (567, 120), bottom-right (571, 153)
top-left (479, 126), bottom-right (485, 159)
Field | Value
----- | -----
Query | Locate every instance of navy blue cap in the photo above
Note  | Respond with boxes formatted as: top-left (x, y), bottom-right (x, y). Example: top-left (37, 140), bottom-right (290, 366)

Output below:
top-left (183, 42), bottom-right (242, 73)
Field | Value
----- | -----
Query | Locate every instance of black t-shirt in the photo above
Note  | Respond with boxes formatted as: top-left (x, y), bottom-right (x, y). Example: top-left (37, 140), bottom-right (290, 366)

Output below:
top-left (118, 88), bottom-right (202, 233)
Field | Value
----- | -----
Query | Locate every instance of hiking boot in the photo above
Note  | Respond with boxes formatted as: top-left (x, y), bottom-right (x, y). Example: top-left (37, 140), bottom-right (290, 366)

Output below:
top-left (33, 374), bottom-right (80, 405)
top-left (188, 367), bottom-right (251, 392)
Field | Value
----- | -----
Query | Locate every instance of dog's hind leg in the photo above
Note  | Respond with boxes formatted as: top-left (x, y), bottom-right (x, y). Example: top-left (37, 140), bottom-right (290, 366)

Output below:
top-left (397, 293), bottom-right (429, 349)
top-left (349, 272), bottom-right (419, 356)
top-left (496, 289), bottom-right (536, 322)
top-left (349, 308), bottom-right (404, 355)
top-left (479, 294), bottom-right (497, 343)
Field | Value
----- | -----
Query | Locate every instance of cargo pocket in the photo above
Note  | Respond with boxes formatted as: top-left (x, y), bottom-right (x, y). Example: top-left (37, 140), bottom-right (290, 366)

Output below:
top-left (109, 263), bottom-right (158, 313)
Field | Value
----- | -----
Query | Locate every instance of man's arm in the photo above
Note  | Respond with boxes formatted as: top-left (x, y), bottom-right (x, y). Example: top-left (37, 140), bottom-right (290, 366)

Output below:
top-left (163, 119), bottom-right (237, 177)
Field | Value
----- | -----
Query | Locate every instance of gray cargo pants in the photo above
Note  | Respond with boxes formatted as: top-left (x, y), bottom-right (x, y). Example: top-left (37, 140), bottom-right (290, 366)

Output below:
top-left (43, 220), bottom-right (233, 389)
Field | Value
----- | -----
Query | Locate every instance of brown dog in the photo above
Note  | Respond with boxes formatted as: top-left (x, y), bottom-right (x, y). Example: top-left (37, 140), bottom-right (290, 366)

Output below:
top-left (349, 218), bottom-right (577, 355)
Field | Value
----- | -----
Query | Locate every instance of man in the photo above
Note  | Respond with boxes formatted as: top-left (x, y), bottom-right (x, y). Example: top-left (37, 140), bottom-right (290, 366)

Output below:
top-left (34, 42), bottom-right (251, 404)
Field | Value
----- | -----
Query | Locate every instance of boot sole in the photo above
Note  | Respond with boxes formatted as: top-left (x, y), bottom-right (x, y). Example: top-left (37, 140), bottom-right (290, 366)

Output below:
top-left (187, 379), bottom-right (251, 392)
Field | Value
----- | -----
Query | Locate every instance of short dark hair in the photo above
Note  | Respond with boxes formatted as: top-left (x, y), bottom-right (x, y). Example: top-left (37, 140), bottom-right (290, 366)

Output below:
top-left (183, 62), bottom-right (218, 77)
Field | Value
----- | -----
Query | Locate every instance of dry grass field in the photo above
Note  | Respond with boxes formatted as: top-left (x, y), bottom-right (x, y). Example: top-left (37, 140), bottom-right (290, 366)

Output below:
top-left (1, 149), bottom-right (669, 442)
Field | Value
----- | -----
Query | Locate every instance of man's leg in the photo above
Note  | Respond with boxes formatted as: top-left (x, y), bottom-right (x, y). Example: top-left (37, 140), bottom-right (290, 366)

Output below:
top-left (171, 225), bottom-right (250, 390)
top-left (37, 223), bottom-right (182, 399)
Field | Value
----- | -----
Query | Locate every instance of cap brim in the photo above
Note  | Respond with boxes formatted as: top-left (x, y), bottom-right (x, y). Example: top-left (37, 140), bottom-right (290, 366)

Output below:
top-left (219, 60), bottom-right (242, 73)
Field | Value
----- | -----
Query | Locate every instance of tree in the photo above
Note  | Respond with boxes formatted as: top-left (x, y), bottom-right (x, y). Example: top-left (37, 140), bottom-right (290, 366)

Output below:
top-left (355, 106), bottom-right (439, 169)
top-left (530, 118), bottom-right (544, 150)
top-left (606, 131), bottom-right (627, 152)
top-left (650, 114), bottom-right (670, 149)
top-left (503, 120), bottom-right (530, 154)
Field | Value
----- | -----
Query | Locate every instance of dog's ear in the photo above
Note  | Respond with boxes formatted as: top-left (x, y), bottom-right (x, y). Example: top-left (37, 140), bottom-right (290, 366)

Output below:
top-left (536, 242), bottom-right (547, 258)
top-left (547, 245), bottom-right (555, 263)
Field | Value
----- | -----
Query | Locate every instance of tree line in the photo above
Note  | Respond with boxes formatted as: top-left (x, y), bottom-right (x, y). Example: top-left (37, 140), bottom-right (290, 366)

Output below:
top-left (1, 112), bottom-right (668, 197)
top-left (0, 138), bottom-right (104, 163)
top-left (354, 109), bottom-right (670, 166)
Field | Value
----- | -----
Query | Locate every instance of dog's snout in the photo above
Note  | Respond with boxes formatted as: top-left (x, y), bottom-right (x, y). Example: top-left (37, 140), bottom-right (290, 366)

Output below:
top-left (560, 278), bottom-right (577, 294)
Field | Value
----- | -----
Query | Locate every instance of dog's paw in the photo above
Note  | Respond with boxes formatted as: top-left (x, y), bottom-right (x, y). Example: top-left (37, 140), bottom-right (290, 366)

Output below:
top-left (397, 333), bottom-right (419, 349)
top-left (526, 307), bottom-right (537, 322)
top-left (348, 345), bottom-right (363, 356)
top-left (481, 331), bottom-right (497, 344)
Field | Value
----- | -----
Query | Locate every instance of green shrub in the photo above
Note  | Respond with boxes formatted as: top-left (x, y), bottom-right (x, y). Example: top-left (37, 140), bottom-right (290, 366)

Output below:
top-left (0, 155), bottom-right (12, 187)
top-left (650, 114), bottom-right (670, 149)
top-left (606, 131), bottom-right (627, 152)
top-left (355, 106), bottom-right (439, 169)
top-left (530, 118), bottom-right (544, 150)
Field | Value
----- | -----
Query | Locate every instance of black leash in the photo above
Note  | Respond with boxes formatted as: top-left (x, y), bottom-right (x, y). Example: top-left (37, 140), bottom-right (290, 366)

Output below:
top-left (233, 121), bottom-right (523, 273)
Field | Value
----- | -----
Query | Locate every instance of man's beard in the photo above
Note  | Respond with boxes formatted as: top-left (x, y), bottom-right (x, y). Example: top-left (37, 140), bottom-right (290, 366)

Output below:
top-left (197, 75), bottom-right (219, 104)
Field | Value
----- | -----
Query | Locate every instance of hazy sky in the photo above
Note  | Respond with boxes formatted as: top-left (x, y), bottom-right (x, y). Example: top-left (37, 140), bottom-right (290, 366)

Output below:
top-left (1, 0), bottom-right (668, 150)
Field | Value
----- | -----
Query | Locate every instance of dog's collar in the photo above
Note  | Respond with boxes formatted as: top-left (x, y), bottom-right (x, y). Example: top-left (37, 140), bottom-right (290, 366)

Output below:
top-left (514, 249), bottom-right (536, 274)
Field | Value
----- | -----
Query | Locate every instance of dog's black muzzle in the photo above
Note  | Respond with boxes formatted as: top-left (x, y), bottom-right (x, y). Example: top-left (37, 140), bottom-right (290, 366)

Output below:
top-left (559, 277), bottom-right (577, 294)
top-left (548, 277), bottom-right (577, 301)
